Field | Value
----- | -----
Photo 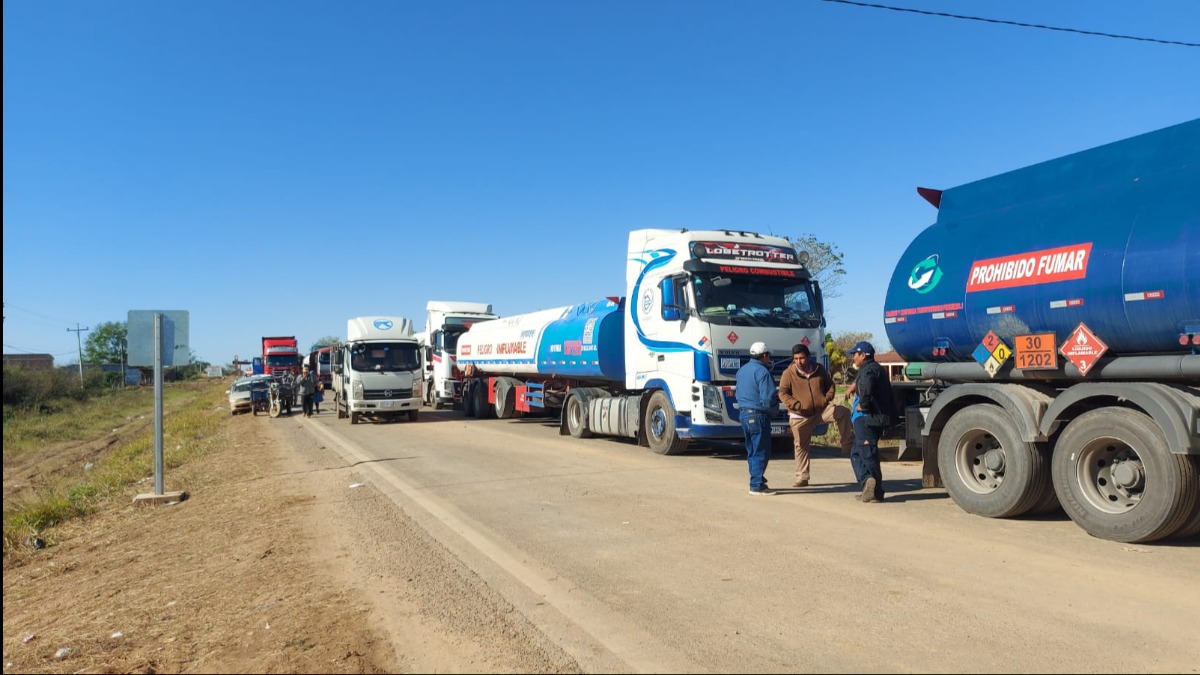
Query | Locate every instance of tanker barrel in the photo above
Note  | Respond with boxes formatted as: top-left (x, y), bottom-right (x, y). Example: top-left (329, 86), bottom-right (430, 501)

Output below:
top-left (909, 354), bottom-right (1200, 383)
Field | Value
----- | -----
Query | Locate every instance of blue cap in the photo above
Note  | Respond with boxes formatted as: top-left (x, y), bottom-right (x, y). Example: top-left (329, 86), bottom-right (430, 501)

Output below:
top-left (848, 341), bottom-right (875, 355)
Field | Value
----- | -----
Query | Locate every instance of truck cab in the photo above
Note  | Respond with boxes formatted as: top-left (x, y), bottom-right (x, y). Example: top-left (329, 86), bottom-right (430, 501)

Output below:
top-left (624, 229), bottom-right (827, 449)
top-left (332, 317), bottom-right (423, 424)
top-left (420, 301), bottom-right (499, 409)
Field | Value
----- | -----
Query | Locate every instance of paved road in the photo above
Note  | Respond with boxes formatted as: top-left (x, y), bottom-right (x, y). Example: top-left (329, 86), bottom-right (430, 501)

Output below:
top-left (304, 407), bottom-right (1199, 674)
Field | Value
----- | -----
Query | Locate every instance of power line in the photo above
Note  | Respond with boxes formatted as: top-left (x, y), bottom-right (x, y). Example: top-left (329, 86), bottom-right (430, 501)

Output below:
top-left (818, 0), bottom-right (1200, 47)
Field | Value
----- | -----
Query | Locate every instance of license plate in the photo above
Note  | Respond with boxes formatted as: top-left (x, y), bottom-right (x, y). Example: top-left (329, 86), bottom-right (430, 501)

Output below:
top-left (771, 423), bottom-right (788, 436)
top-left (380, 401), bottom-right (394, 408)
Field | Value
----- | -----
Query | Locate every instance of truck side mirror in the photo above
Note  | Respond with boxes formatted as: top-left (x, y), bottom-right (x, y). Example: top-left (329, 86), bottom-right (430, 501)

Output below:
top-left (660, 278), bottom-right (683, 321)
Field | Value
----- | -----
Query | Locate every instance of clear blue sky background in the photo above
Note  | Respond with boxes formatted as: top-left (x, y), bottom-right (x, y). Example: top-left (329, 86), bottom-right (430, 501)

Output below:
top-left (4, 0), bottom-right (1198, 366)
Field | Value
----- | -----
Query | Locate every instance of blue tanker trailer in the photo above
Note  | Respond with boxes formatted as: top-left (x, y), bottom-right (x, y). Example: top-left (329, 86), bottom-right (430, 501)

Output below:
top-left (883, 119), bottom-right (1199, 543)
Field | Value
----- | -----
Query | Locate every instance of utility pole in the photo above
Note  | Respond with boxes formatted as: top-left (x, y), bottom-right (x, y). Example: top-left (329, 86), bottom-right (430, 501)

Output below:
top-left (67, 323), bottom-right (89, 387)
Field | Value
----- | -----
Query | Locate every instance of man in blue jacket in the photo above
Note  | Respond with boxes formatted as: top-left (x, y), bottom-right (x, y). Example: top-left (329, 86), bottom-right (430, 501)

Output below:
top-left (736, 341), bottom-right (779, 496)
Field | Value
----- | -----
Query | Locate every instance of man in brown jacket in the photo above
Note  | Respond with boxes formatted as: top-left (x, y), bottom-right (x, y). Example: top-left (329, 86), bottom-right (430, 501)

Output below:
top-left (777, 343), bottom-right (854, 487)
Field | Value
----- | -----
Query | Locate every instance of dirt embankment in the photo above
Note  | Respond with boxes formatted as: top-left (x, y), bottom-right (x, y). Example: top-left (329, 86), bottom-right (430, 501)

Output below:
top-left (2, 403), bottom-right (579, 674)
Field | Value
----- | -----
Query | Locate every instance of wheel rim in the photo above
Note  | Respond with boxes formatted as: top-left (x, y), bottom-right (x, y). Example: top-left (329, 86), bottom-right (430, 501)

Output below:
top-left (1074, 436), bottom-right (1144, 514)
top-left (568, 399), bottom-right (583, 432)
top-left (649, 406), bottom-right (668, 442)
top-left (954, 428), bottom-right (1006, 495)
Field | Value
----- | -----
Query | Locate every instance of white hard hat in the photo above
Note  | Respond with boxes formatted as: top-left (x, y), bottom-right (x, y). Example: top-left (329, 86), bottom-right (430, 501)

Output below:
top-left (749, 341), bottom-right (769, 356)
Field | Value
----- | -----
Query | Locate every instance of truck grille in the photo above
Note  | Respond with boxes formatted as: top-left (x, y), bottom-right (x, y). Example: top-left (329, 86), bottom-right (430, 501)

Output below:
top-left (364, 388), bottom-right (413, 400)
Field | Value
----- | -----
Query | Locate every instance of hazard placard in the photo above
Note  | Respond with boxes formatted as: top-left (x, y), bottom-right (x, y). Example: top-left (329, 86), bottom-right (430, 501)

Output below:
top-left (1015, 333), bottom-right (1057, 370)
top-left (1060, 323), bottom-right (1108, 376)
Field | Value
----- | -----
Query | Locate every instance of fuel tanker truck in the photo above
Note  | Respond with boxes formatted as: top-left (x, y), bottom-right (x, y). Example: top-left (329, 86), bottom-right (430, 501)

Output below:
top-left (455, 228), bottom-right (827, 454)
top-left (885, 118), bottom-right (1199, 543)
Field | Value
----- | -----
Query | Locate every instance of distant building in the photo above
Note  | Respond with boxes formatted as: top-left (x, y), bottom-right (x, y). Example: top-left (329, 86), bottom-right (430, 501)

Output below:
top-left (3, 353), bottom-right (54, 370)
top-left (875, 351), bottom-right (909, 382)
top-left (100, 363), bottom-right (143, 386)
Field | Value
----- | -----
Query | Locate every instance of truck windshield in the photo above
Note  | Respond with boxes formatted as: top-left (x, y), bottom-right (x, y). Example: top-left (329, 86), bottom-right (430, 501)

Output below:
top-left (350, 344), bottom-right (420, 372)
top-left (692, 273), bottom-right (821, 328)
top-left (266, 354), bottom-right (300, 367)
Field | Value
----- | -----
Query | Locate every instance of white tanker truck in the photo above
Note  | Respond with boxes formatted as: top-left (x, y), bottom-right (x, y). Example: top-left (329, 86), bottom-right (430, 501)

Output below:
top-left (455, 228), bottom-right (828, 454)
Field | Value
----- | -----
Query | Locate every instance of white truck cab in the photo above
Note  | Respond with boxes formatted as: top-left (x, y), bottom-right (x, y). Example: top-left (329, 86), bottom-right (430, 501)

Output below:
top-left (419, 301), bottom-right (498, 409)
top-left (332, 317), bottom-right (423, 424)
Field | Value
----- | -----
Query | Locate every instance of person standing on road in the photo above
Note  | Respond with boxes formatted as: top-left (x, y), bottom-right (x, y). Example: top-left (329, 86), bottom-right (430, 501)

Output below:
top-left (295, 365), bottom-right (318, 418)
top-left (846, 341), bottom-right (896, 502)
top-left (736, 341), bottom-right (779, 496)
top-left (777, 343), bottom-right (854, 488)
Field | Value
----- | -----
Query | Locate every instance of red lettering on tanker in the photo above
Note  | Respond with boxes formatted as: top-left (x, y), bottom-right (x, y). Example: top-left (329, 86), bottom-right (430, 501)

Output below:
top-left (966, 243), bottom-right (1092, 292)
top-left (885, 302), bottom-right (964, 318)
top-left (492, 341), bottom-right (527, 355)
top-left (563, 340), bottom-right (583, 356)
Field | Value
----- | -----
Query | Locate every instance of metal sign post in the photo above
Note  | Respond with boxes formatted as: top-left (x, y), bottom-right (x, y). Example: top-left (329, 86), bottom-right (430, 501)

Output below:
top-left (128, 309), bottom-right (190, 506)
top-left (153, 312), bottom-right (165, 495)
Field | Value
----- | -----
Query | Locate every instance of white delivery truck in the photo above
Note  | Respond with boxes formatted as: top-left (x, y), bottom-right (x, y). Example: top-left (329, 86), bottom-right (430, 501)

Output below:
top-left (419, 301), bottom-right (499, 409)
top-left (331, 316), bottom-right (423, 424)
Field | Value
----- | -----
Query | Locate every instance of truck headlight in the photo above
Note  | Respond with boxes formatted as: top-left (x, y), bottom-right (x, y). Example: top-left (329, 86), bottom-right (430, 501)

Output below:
top-left (352, 380), bottom-right (363, 400)
top-left (702, 384), bottom-right (725, 414)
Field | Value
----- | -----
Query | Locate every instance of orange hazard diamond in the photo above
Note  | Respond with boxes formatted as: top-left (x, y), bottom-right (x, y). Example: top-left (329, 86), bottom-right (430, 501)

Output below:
top-left (1059, 323), bottom-right (1108, 377)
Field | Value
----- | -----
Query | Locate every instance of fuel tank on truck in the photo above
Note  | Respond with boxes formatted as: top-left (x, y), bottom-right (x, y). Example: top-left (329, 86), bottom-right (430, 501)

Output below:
top-left (885, 119), bottom-right (1200, 362)
top-left (457, 299), bottom-right (626, 380)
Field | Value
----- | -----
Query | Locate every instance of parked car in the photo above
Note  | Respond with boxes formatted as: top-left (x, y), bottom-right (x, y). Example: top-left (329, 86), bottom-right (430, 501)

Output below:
top-left (227, 375), bottom-right (273, 415)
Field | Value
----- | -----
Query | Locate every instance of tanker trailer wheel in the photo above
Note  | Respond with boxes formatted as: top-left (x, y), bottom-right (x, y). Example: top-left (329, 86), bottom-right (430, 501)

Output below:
top-left (462, 381), bottom-right (478, 417)
top-left (494, 378), bottom-right (518, 419)
top-left (644, 390), bottom-right (687, 455)
top-left (1052, 408), bottom-right (1197, 543)
top-left (937, 404), bottom-right (1050, 518)
top-left (473, 379), bottom-right (494, 419)
top-left (565, 393), bottom-right (593, 439)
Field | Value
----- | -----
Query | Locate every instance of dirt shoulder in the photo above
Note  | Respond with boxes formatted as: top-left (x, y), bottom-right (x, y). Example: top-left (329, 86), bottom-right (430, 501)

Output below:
top-left (2, 403), bottom-right (580, 674)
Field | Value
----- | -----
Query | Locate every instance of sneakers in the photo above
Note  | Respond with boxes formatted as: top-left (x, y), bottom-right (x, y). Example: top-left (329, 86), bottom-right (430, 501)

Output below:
top-left (861, 477), bottom-right (878, 503)
top-left (748, 488), bottom-right (776, 496)
top-left (792, 479), bottom-right (809, 488)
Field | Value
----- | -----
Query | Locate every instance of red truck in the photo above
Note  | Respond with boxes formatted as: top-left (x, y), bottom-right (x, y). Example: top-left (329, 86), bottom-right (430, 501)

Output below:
top-left (261, 336), bottom-right (302, 379)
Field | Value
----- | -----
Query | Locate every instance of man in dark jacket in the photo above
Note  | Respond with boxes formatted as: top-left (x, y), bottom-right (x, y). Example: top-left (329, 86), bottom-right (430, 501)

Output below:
top-left (847, 341), bottom-right (896, 502)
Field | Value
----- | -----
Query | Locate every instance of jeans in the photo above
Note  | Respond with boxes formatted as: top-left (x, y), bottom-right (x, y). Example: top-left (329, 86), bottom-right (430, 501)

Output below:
top-left (741, 411), bottom-right (772, 491)
top-left (851, 417), bottom-right (884, 497)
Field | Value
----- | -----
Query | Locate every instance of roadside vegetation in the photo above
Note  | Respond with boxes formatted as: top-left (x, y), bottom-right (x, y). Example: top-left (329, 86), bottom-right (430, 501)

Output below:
top-left (3, 366), bottom-right (229, 554)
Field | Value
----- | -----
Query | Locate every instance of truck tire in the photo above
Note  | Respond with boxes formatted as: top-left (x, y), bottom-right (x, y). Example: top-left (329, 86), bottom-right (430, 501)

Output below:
top-left (494, 378), bottom-right (518, 419)
top-left (350, 411), bottom-right (360, 425)
top-left (408, 409), bottom-right (419, 422)
top-left (1052, 408), bottom-right (1198, 543)
top-left (644, 390), bottom-right (687, 455)
top-left (462, 382), bottom-right (477, 417)
top-left (473, 380), bottom-right (494, 419)
top-left (1172, 457), bottom-right (1200, 540)
top-left (937, 404), bottom-right (1050, 518)
top-left (565, 394), bottom-right (593, 439)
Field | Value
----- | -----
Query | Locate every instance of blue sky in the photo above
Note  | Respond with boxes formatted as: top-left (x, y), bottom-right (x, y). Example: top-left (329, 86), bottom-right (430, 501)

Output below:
top-left (4, 0), bottom-right (1198, 366)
